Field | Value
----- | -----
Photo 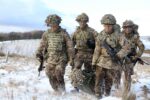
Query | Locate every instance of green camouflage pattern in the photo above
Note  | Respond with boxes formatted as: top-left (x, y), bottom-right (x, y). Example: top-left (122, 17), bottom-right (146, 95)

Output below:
top-left (101, 14), bottom-right (116, 25)
top-left (45, 14), bottom-right (62, 26)
top-left (122, 20), bottom-right (134, 27)
top-left (72, 25), bottom-right (98, 50)
top-left (76, 13), bottom-right (89, 22)
top-left (121, 24), bottom-right (145, 94)
top-left (36, 26), bottom-right (74, 91)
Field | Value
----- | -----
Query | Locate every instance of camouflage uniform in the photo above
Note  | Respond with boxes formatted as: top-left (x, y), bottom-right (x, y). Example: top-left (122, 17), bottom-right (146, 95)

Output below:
top-left (36, 14), bottom-right (74, 92)
top-left (92, 14), bottom-right (130, 98)
top-left (121, 20), bottom-right (144, 97)
top-left (71, 13), bottom-right (97, 94)
top-left (112, 23), bottom-right (122, 89)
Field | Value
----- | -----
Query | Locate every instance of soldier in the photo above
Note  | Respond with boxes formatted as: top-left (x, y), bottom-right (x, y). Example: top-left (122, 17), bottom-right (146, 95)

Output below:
top-left (92, 14), bottom-right (130, 98)
top-left (70, 13), bottom-right (98, 93)
top-left (121, 20), bottom-right (144, 98)
top-left (113, 24), bottom-right (122, 89)
top-left (36, 14), bottom-right (74, 93)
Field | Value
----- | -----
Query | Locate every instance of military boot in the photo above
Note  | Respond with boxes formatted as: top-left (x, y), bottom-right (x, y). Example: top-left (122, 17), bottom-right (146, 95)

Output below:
top-left (71, 87), bottom-right (79, 93)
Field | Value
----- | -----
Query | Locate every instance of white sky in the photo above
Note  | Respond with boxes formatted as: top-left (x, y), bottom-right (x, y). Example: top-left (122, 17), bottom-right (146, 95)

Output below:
top-left (0, 0), bottom-right (150, 36)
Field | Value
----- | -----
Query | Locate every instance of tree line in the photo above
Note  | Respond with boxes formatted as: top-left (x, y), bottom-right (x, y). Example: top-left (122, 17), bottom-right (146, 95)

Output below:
top-left (0, 30), bottom-right (44, 41)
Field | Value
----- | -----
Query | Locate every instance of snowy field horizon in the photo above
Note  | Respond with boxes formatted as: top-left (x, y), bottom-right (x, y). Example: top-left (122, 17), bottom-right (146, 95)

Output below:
top-left (0, 36), bottom-right (150, 57)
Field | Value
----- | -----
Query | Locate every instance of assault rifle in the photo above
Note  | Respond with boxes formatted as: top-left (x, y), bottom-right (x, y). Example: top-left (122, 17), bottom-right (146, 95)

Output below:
top-left (102, 39), bottom-right (122, 66)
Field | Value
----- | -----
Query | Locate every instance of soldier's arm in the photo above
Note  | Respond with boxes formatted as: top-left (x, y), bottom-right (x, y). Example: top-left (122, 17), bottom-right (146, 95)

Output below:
top-left (92, 37), bottom-right (101, 65)
top-left (91, 28), bottom-right (98, 40)
top-left (63, 31), bottom-right (75, 61)
top-left (71, 32), bottom-right (76, 47)
top-left (36, 32), bottom-right (48, 58)
top-left (135, 35), bottom-right (145, 57)
top-left (117, 35), bottom-right (131, 58)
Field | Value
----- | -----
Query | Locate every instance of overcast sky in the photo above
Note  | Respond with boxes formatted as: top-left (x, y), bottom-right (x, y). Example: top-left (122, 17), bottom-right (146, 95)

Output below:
top-left (0, 0), bottom-right (150, 36)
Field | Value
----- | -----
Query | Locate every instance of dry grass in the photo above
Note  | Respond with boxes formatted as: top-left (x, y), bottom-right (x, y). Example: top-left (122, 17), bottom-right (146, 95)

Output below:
top-left (141, 85), bottom-right (150, 99)
top-left (0, 65), bottom-right (17, 73)
top-left (144, 50), bottom-right (150, 54)
top-left (122, 92), bottom-right (136, 100)
top-left (32, 96), bottom-right (37, 100)
top-left (8, 53), bottom-right (26, 58)
top-left (0, 52), bottom-right (5, 56)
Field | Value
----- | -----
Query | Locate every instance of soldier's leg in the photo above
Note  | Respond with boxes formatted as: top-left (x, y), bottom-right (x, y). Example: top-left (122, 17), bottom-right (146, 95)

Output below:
top-left (84, 53), bottom-right (93, 72)
top-left (84, 57), bottom-right (95, 93)
top-left (74, 53), bottom-right (84, 69)
top-left (95, 66), bottom-right (104, 98)
top-left (45, 63), bottom-right (58, 91)
top-left (123, 70), bottom-right (131, 93)
top-left (55, 62), bottom-right (67, 92)
top-left (114, 70), bottom-right (122, 89)
top-left (71, 55), bottom-right (83, 92)
top-left (105, 69), bottom-right (114, 96)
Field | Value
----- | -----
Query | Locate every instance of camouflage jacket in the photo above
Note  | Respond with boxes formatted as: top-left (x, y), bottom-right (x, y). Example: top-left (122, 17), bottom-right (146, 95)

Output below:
top-left (72, 25), bottom-right (98, 52)
top-left (92, 30), bottom-right (130, 70)
top-left (120, 33), bottom-right (145, 59)
top-left (36, 27), bottom-right (74, 64)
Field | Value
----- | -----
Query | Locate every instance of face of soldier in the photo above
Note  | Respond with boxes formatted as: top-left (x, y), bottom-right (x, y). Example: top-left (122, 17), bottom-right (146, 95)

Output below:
top-left (50, 23), bottom-right (59, 32)
top-left (123, 26), bottom-right (133, 35)
top-left (79, 21), bottom-right (87, 29)
top-left (103, 24), bottom-right (114, 34)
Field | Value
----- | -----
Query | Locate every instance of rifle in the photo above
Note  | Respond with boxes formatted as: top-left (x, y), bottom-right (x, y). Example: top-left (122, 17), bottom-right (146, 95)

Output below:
top-left (126, 48), bottom-right (150, 65)
top-left (102, 39), bottom-right (122, 66)
top-left (134, 57), bottom-right (150, 65)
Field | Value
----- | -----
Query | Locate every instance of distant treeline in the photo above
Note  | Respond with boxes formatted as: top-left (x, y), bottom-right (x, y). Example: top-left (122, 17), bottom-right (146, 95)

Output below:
top-left (0, 30), bottom-right (44, 41)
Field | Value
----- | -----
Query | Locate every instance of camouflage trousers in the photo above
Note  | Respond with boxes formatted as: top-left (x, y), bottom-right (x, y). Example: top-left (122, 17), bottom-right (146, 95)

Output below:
top-left (113, 70), bottom-right (122, 89)
top-left (95, 66), bottom-right (116, 97)
top-left (45, 61), bottom-right (67, 92)
top-left (122, 63), bottom-right (134, 97)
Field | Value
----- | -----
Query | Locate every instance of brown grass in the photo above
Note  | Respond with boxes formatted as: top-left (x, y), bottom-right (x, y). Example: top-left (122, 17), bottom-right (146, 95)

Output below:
top-left (8, 53), bottom-right (26, 58)
top-left (144, 50), bottom-right (150, 54)
top-left (122, 92), bottom-right (136, 100)
top-left (0, 65), bottom-right (17, 73)
top-left (141, 85), bottom-right (150, 99)
top-left (0, 52), bottom-right (5, 56)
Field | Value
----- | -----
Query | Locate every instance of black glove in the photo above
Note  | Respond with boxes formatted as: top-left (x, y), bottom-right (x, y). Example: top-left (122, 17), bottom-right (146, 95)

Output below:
top-left (38, 66), bottom-right (43, 72)
top-left (86, 39), bottom-right (95, 49)
top-left (36, 53), bottom-right (43, 61)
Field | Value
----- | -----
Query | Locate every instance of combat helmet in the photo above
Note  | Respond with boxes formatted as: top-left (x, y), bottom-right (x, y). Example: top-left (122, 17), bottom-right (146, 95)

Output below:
top-left (122, 20), bottom-right (134, 28)
top-left (45, 14), bottom-right (61, 26)
top-left (76, 13), bottom-right (89, 22)
top-left (101, 14), bottom-right (116, 25)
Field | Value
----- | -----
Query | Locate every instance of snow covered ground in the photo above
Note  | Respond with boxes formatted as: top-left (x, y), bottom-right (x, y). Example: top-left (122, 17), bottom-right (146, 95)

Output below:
top-left (0, 55), bottom-right (150, 100)
top-left (141, 36), bottom-right (150, 50)
top-left (0, 39), bottom-right (40, 57)
top-left (0, 37), bottom-right (150, 100)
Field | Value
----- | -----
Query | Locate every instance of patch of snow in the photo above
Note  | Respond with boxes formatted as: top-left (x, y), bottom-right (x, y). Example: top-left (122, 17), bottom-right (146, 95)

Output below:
top-left (142, 53), bottom-right (150, 57)
top-left (0, 39), bottom-right (40, 57)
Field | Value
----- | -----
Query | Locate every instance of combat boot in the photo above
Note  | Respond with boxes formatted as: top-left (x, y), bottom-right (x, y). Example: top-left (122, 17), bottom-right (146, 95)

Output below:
top-left (71, 87), bottom-right (79, 93)
top-left (95, 93), bottom-right (102, 99)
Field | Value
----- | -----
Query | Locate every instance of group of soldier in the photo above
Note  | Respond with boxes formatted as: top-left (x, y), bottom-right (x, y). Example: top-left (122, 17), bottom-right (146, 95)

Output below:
top-left (36, 13), bottom-right (145, 99)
